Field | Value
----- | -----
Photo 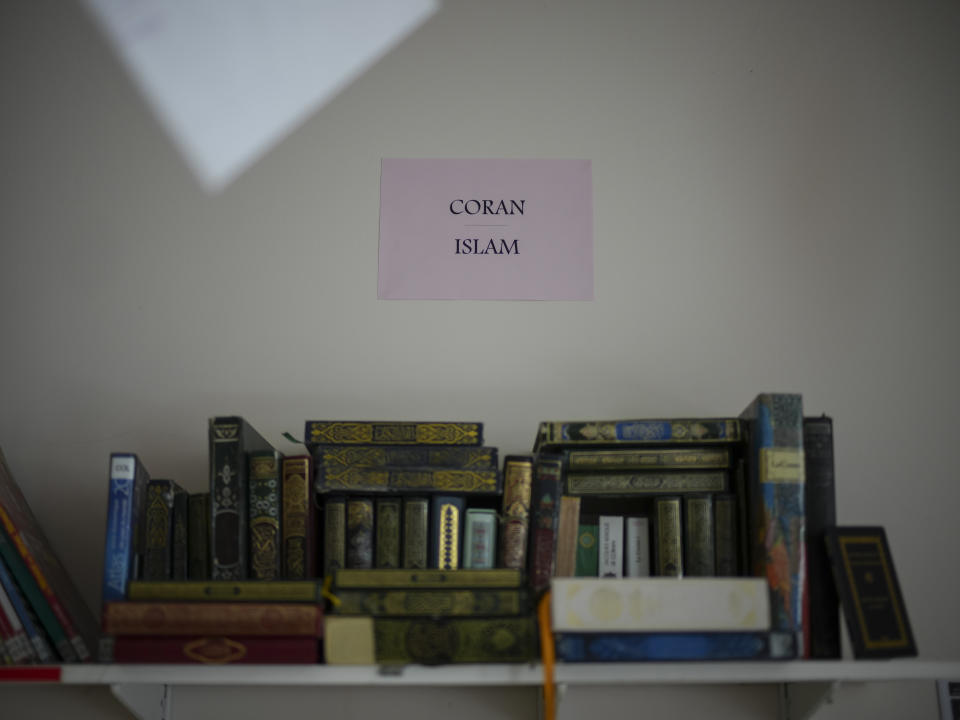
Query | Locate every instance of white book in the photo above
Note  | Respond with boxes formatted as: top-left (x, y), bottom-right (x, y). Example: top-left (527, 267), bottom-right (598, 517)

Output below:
top-left (550, 577), bottom-right (772, 632)
top-left (625, 516), bottom-right (650, 577)
top-left (598, 515), bottom-right (623, 578)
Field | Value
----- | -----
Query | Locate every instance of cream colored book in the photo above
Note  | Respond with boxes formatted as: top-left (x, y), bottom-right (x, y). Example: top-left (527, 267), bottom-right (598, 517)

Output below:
top-left (550, 577), bottom-right (771, 632)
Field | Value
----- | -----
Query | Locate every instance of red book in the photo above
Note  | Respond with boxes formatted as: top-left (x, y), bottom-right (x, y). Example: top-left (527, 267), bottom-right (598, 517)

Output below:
top-left (527, 454), bottom-right (563, 593)
top-left (111, 635), bottom-right (320, 664)
top-left (102, 602), bottom-right (323, 636)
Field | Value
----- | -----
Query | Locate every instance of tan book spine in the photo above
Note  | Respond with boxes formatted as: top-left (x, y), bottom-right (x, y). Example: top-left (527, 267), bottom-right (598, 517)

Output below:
top-left (555, 496), bottom-right (582, 577)
top-left (499, 455), bottom-right (534, 570)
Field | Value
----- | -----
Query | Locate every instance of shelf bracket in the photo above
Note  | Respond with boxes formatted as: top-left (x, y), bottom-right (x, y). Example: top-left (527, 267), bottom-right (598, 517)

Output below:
top-left (778, 680), bottom-right (837, 720)
top-left (110, 683), bottom-right (172, 720)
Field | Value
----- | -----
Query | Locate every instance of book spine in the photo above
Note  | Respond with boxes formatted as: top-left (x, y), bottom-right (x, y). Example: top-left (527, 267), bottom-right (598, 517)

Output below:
top-left (683, 494), bottom-right (715, 577)
top-left (574, 516), bottom-right (598, 577)
top-left (248, 450), bottom-right (282, 580)
top-left (143, 479), bottom-right (178, 580)
top-left (209, 417), bottom-right (249, 580)
top-left (0, 524), bottom-right (77, 661)
top-left (598, 515), bottom-right (624, 577)
top-left (401, 497), bottom-right (429, 569)
top-left (187, 493), bottom-right (210, 580)
top-left (550, 577), bottom-right (772, 632)
top-left (373, 616), bottom-right (537, 664)
top-left (803, 415), bottom-right (840, 659)
top-left (624, 516), bottom-right (650, 577)
top-left (171, 486), bottom-right (189, 580)
top-left (554, 631), bottom-right (785, 662)
top-left (0, 577), bottom-right (34, 663)
top-left (566, 471), bottom-right (728, 495)
top-left (346, 497), bottom-right (374, 569)
top-left (333, 568), bottom-right (523, 589)
top-left (111, 635), bottom-right (320, 664)
top-left (537, 419), bottom-right (741, 449)
top-left (499, 455), bottom-right (534, 570)
top-left (565, 447), bottom-right (731, 472)
top-left (322, 497), bottom-right (346, 578)
top-left (556, 495), bottom-right (582, 577)
top-left (316, 466), bottom-right (500, 494)
top-left (527, 454), bottom-right (563, 592)
top-left (714, 493), bottom-right (738, 576)
top-left (0, 556), bottom-right (55, 662)
top-left (314, 445), bottom-right (498, 470)
top-left (740, 393), bottom-right (805, 655)
top-left (101, 453), bottom-right (148, 605)
top-left (430, 495), bottom-right (464, 570)
top-left (375, 497), bottom-right (401, 569)
top-left (127, 580), bottom-right (321, 603)
top-left (653, 496), bottom-right (683, 577)
top-left (305, 421), bottom-right (483, 446)
top-left (333, 589), bottom-right (528, 616)
top-left (462, 509), bottom-right (497, 569)
top-left (281, 455), bottom-right (315, 579)
top-left (102, 602), bottom-right (322, 636)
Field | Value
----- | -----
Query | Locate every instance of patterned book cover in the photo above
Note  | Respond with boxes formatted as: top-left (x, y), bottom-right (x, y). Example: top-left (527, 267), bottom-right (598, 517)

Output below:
top-left (0, 524), bottom-right (77, 661)
top-left (527, 454), bottom-right (563, 592)
top-left (499, 455), bottom-right (534, 570)
top-left (739, 392), bottom-right (805, 657)
top-left (574, 515), bottom-right (598, 577)
top-left (101, 453), bottom-right (150, 605)
top-left (375, 497), bottom-right (401, 569)
top-left (564, 447), bottom-right (731, 472)
top-left (127, 580), bottom-right (322, 602)
top-left (305, 420), bottom-right (483, 447)
top-left (556, 496), bottom-right (582, 577)
top-left (332, 588), bottom-right (529, 616)
top-left (402, 497), bottom-right (429, 569)
top-left (313, 444), bottom-right (497, 470)
top-left (550, 577), bottom-right (771, 632)
top-left (534, 418), bottom-right (741, 452)
top-left (683, 494), bottom-right (715, 577)
top-left (248, 450), bottom-right (282, 580)
top-left (714, 493), bottom-right (738, 577)
top-left (316, 466), bottom-right (500, 495)
top-left (566, 470), bottom-right (728, 496)
top-left (463, 508), bottom-right (497, 569)
top-left (281, 455), bottom-right (315, 579)
top-left (322, 496), bottom-right (346, 578)
top-left (333, 568), bottom-right (523, 589)
top-left (143, 479), bottom-right (185, 581)
top-left (555, 631), bottom-right (793, 662)
top-left (110, 635), bottom-right (320, 664)
top-left (187, 493), bottom-right (210, 580)
top-left (0, 555), bottom-right (55, 662)
top-left (803, 415), bottom-right (840, 658)
top-left (346, 497), bottom-right (374, 569)
top-left (208, 416), bottom-right (275, 580)
top-left (0, 447), bottom-right (98, 661)
top-left (373, 616), bottom-right (538, 664)
top-left (102, 601), bottom-right (323, 636)
top-left (653, 496), bottom-right (682, 577)
top-left (430, 495), bottom-right (464, 570)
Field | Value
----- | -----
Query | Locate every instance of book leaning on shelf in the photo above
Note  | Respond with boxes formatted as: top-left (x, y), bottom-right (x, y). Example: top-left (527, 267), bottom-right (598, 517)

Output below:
top-left (0, 446), bottom-right (99, 662)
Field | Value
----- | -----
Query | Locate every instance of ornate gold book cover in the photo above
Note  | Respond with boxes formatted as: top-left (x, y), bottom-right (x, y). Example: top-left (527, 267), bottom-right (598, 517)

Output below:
top-left (333, 589), bottom-right (528, 616)
top-left (305, 421), bottom-right (482, 446)
top-left (566, 471), bottom-right (727, 495)
top-left (334, 568), bottom-right (523, 589)
top-left (374, 616), bottom-right (537, 664)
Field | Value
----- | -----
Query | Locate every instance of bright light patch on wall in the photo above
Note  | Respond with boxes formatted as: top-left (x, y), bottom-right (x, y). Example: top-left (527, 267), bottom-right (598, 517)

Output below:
top-left (82, 0), bottom-right (439, 193)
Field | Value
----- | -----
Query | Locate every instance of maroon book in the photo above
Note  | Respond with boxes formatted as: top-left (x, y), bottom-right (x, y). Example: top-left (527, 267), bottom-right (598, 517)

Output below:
top-left (111, 635), bottom-right (320, 664)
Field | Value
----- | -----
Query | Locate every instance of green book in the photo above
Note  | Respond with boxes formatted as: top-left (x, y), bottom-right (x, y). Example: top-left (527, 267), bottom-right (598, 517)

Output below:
top-left (374, 616), bottom-right (537, 664)
top-left (402, 497), bottom-right (428, 570)
top-left (333, 588), bottom-right (529, 616)
top-left (322, 497), bottom-right (346, 578)
top-left (575, 519), bottom-right (599, 576)
top-left (127, 580), bottom-right (323, 602)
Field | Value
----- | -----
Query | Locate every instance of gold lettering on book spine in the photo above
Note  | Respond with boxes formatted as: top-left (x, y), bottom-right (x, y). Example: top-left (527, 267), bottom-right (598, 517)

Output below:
top-left (656, 498), bottom-right (682, 577)
top-left (308, 422), bottom-right (480, 445)
top-left (567, 471), bottom-right (727, 494)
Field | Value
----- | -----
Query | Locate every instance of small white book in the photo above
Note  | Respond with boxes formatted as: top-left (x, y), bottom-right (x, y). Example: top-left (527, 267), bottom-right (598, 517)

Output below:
top-left (550, 577), bottom-right (771, 632)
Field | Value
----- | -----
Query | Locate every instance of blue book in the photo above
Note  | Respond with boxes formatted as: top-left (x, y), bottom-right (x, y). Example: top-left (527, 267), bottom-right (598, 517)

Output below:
top-left (555, 631), bottom-right (794, 662)
top-left (0, 554), bottom-right (56, 662)
top-left (101, 453), bottom-right (150, 605)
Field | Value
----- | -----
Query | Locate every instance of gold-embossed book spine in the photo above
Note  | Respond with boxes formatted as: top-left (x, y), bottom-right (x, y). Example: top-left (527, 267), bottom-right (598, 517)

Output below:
top-left (127, 580), bottom-right (322, 602)
top-left (430, 495), bottom-right (464, 570)
top-left (281, 455), bottom-right (315, 579)
top-left (333, 568), bottom-right (523, 589)
top-left (565, 447), bottom-right (731, 471)
top-left (346, 497), bottom-right (374, 569)
top-left (102, 602), bottom-right (323, 636)
top-left (248, 450), bottom-right (282, 580)
top-left (322, 497), bottom-right (346, 578)
top-left (654, 496), bottom-right (683, 577)
top-left (535, 418), bottom-right (741, 451)
top-left (566, 471), bottom-right (728, 495)
top-left (683, 494), bottom-right (715, 576)
top-left (316, 467), bottom-right (500, 495)
top-left (499, 455), bottom-right (534, 570)
top-left (333, 589), bottom-right (528, 616)
top-left (402, 497), bottom-right (429, 569)
top-left (376, 497), bottom-right (401, 569)
top-left (374, 616), bottom-right (537, 664)
top-left (305, 421), bottom-right (483, 446)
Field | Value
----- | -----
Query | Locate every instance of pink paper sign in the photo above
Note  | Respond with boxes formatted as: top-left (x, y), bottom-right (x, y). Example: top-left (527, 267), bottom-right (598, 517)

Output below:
top-left (378, 158), bottom-right (593, 300)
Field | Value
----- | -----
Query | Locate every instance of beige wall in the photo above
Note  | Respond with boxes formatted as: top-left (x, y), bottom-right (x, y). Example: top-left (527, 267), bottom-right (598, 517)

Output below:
top-left (1, 0), bottom-right (958, 717)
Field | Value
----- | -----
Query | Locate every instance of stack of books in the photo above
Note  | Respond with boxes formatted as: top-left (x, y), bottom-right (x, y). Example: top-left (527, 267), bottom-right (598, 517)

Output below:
top-left (0, 446), bottom-right (99, 664)
top-left (325, 568), bottom-right (537, 665)
top-left (305, 420), bottom-right (502, 574)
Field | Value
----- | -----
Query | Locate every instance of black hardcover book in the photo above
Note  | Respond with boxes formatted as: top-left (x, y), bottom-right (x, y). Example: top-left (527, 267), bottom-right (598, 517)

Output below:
top-left (824, 526), bottom-right (917, 658)
top-left (143, 479), bottom-right (186, 581)
top-left (803, 415), bottom-right (841, 658)
top-left (209, 416), bottom-right (275, 580)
